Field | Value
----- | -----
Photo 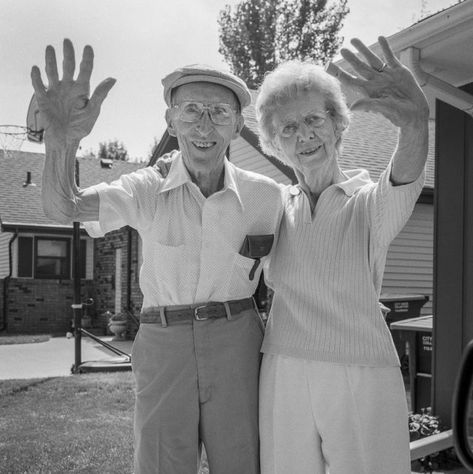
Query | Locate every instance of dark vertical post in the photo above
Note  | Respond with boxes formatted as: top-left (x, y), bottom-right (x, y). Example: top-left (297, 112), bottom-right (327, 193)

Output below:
top-left (463, 106), bottom-right (473, 346)
top-left (433, 91), bottom-right (473, 423)
top-left (72, 159), bottom-right (82, 371)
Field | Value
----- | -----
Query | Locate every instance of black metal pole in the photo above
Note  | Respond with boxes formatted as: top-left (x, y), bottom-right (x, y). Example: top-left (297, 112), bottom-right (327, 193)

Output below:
top-left (72, 159), bottom-right (82, 372)
top-left (72, 221), bottom-right (82, 370)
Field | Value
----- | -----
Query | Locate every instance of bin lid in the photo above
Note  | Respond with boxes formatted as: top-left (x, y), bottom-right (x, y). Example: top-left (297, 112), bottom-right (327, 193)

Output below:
top-left (380, 294), bottom-right (429, 303)
top-left (390, 315), bottom-right (433, 332)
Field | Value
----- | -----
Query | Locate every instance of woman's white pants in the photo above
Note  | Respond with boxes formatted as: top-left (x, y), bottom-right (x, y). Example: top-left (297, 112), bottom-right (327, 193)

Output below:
top-left (259, 354), bottom-right (411, 474)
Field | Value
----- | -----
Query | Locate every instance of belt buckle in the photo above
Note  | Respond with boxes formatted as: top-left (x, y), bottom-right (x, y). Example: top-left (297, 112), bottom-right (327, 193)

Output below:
top-left (194, 305), bottom-right (209, 321)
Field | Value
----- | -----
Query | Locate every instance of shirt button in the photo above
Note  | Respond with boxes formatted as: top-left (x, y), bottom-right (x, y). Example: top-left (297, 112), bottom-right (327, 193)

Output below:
top-left (289, 185), bottom-right (301, 196)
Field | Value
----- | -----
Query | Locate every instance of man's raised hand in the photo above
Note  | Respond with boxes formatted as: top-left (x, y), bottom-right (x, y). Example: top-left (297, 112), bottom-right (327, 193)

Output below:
top-left (31, 39), bottom-right (116, 146)
top-left (327, 36), bottom-right (429, 128)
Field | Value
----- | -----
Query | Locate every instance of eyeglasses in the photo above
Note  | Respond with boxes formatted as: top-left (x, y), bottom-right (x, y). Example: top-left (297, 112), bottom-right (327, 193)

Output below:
top-left (278, 110), bottom-right (331, 138)
top-left (172, 101), bottom-right (237, 125)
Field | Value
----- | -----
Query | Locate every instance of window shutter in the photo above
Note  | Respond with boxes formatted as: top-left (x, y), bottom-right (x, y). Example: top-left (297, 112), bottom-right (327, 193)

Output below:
top-left (18, 237), bottom-right (33, 277)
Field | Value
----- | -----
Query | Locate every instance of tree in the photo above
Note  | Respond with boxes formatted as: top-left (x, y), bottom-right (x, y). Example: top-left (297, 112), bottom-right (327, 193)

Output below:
top-left (98, 139), bottom-right (129, 161)
top-left (218, 0), bottom-right (349, 89)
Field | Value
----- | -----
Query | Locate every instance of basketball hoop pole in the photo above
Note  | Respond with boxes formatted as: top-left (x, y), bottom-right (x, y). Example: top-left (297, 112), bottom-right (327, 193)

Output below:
top-left (71, 160), bottom-right (83, 373)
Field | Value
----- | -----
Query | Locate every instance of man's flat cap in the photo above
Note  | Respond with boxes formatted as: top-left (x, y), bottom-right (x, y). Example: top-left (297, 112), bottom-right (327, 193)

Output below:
top-left (162, 64), bottom-right (251, 109)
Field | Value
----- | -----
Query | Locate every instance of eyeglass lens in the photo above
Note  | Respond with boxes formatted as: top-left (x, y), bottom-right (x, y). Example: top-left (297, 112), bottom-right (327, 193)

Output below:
top-left (177, 102), bottom-right (235, 125)
top-left (280, 112), bottom-right (328, 138)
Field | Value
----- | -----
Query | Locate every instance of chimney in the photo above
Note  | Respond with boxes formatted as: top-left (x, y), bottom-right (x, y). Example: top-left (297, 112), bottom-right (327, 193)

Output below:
top-left (23, 171), bottom-right (36, 187)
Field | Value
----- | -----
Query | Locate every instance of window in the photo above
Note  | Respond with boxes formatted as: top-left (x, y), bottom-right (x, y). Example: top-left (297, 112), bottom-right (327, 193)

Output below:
top-left (17, 236), bottom-right (87, 279)
top-left (36, 238), bottom-right (70, 279)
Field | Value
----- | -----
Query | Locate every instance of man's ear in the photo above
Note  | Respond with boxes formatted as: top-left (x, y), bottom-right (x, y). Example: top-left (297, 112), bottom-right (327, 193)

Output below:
top-left (232, 115), bottom-right (245, 139)
top-left (165, 108), bottom-right (177, 137)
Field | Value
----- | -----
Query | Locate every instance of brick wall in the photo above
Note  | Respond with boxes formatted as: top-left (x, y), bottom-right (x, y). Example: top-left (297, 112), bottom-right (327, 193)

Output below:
top-left (5, 278), bottom-right (95, 335)
top-left (94, 227), bottom-right (143, 338)
top-left (2, 228), bottom-right (143, 336)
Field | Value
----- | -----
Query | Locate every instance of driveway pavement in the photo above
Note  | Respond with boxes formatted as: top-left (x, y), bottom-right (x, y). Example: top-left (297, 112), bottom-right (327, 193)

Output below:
top-left (0, 335), bottom-right (133, 380)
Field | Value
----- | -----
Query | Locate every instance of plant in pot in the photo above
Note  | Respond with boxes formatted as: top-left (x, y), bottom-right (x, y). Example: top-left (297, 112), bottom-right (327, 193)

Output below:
top-left (410, 410), bottom-right (462, 472)
top-left (107, 311), bottom-right (128, 340)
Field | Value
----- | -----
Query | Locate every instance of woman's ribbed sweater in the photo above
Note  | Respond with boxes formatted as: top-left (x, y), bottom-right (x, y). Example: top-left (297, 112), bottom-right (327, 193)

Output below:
top-left (262, 165), bottom-right (425, 367)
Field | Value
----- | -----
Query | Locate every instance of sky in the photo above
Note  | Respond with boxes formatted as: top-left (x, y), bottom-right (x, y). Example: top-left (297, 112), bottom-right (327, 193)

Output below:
top-left (0, 0), bottom-right (459, 161)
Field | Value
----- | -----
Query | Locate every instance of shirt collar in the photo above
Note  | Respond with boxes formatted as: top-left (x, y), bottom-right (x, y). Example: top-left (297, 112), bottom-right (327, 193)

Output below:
top-left (158, 150), bottom-right (244, 209)
top-left (158, 150), bottom-right (191, 193)
top-left (333, 168), bottom-right (372, 196)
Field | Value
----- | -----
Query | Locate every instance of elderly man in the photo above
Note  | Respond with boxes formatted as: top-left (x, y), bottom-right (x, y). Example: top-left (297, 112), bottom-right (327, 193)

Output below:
top-left (31, 39), bottom-right (282, 474)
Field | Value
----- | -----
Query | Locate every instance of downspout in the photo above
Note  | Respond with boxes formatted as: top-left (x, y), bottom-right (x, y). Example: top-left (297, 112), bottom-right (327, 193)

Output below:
top-left (1, 231), bottom-right (18, 331)
top-left (403, 47), bottom-right (473, 116)
top-left (126, 226), bottom-right (132, 312)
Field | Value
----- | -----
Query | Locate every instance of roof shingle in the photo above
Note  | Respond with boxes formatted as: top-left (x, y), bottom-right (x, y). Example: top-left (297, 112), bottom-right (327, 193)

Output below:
top-left (0, 151), bottom-right (144, 227)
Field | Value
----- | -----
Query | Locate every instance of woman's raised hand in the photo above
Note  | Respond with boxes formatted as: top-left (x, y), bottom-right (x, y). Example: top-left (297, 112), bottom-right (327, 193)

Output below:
top-left (328, 36), bottom-right (429, 128)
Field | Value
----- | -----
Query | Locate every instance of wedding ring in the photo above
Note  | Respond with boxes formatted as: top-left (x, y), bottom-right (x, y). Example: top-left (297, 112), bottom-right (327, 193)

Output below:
top-left (374, 62), bottom-right (387, 73)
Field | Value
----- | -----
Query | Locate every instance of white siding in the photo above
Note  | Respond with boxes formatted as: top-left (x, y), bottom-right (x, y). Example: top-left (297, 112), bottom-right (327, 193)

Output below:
top-left (230, 137), bottom-right (292, 185)
top-left (11, 236), bottom-right (19, 278)
top-left (383, 203), bottom-right (434, 315)
top-left (0, 232), bottom-right (13, 278)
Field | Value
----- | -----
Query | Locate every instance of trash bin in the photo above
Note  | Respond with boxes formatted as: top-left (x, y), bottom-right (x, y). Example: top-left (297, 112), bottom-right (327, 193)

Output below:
top-left (380, 294), bottom-right (429, 373)
top-left (390, 315), bottom-right (433, 412)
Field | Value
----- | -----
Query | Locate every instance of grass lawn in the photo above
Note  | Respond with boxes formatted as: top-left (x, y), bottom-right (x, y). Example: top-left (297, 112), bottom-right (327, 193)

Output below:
top-left (1, 372), bottom-right (209, 473)
top-left (1, 373), bottom-right (135, 473)
top-left (0, 334), bottom-right (50, 345)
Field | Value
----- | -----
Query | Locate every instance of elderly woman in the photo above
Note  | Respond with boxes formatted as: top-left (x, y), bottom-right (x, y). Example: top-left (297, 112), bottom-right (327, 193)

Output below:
top-left (256, 37), bottom-right (429, 474)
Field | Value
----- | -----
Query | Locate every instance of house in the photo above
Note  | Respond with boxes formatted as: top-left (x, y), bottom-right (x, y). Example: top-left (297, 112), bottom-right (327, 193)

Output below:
top-left (0, 151), bottom-right (145, 334)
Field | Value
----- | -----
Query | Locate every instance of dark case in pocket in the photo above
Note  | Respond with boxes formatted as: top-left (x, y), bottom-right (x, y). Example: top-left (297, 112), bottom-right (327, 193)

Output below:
top-left (239, 234), bottom-right (275, 280)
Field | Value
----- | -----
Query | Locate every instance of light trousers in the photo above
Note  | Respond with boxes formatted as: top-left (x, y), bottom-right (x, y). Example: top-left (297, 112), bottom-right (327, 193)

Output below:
top-left (259, 354), bottom-right (410, 474)
top-left (132, 308), bottom-right (264, 474)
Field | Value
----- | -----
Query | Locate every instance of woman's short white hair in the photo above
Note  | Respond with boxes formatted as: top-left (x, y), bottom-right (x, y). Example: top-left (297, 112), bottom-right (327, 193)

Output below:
top-left (255, 60), bottom-right (350, 163)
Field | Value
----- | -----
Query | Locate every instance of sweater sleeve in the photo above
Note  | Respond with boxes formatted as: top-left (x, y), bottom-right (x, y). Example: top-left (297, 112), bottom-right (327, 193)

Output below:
top-left (367, 161), bottom-right (425, 248)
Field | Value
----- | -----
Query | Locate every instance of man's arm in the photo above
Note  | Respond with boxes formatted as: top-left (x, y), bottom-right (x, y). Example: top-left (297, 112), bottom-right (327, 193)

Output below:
top-left (328, 36), bottom-right (429, 185)
top-left (31, 39), bottom-right (115, 224)
top-left (42, 140), bottom-right (99, 224)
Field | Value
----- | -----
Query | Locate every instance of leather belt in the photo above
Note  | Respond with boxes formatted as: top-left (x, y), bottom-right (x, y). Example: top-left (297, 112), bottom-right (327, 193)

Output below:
top-left (140, 297), bottom-right (255, 326)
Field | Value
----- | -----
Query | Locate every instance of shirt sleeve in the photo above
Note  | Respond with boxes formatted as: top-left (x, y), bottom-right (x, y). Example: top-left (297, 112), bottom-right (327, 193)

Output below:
top-left (367, 161), bottom-right (425, 247)
top-left (83, 167), bottom-right (161, 238)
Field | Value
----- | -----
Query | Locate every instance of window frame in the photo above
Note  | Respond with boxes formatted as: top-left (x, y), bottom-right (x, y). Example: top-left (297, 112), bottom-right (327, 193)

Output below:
top-left (17, 235), bottom-right (87, 280)
top-left (34, 236), bottom-right (71, 280)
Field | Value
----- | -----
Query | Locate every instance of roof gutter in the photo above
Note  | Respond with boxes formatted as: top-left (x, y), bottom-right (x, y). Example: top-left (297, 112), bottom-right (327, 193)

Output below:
top-left (402, 47), bottom-right (473, 116)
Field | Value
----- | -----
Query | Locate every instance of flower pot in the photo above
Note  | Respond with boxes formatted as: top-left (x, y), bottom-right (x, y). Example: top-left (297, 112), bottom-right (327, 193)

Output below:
top-left (108, 321), bottom-right (127, 340)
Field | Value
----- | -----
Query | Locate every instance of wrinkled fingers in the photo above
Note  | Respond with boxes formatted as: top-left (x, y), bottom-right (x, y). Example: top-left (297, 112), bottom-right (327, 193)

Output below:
top-left (340, 47), bottom-right (376, 79)
top-left (62, 38), bottom-right (76, 81)
top-left (350, 38), bottom-right (386, 73)
top-left (88, 77), bottom-right (117, 112)
top-left (31, 66), bottom-right (46, 96)
top-left (45, 45), bottom-right (59, 87)
top-left (77, 45), bottom-right (94, 86)
top-left (325, 62), bottom-right (365, 92)
top-left (377, 36), bottom-right (401, 68)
